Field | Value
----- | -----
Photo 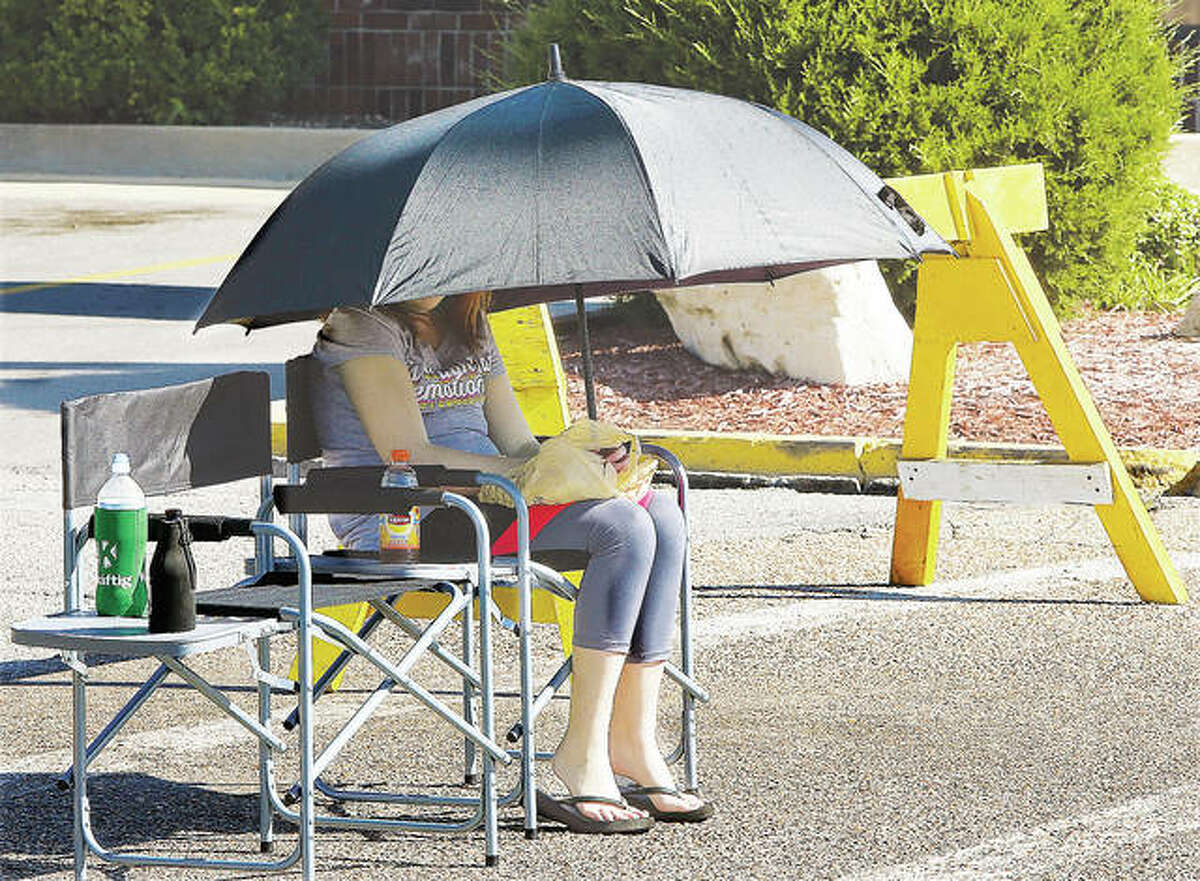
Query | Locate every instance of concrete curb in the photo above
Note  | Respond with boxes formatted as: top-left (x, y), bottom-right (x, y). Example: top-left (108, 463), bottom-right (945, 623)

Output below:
top-left (3, 125), bottom-right (1196, 194)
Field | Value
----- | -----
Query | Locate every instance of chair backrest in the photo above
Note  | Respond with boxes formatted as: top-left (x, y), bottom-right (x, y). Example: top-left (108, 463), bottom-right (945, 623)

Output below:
top-left (60, 371), bottom-right (273, 510)
top-left (285, 355), bottom-right (323, 464)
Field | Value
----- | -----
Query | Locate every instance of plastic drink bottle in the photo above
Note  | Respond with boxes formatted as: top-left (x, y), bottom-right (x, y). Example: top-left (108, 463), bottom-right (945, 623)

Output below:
top-left (149, 509), bottom-right (196, 633)
top-left (95, 452), bottom-right (148, 616)
top-left (379, 449), bottom-right (420, 562)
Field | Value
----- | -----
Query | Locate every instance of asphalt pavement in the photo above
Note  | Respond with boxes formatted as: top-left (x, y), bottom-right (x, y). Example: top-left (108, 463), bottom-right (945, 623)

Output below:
top-left (1, 181), bottom-right (1198, 880)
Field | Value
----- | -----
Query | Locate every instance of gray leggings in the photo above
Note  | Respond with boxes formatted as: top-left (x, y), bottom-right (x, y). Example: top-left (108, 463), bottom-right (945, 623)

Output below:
top-left (531, 492), bottom-right (686, 663)
top-left (330, 492), bottom-right (686, 663)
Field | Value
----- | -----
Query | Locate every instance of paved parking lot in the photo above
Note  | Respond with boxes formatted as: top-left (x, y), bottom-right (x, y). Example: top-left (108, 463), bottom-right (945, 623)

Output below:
top-left (1, 181), bottom-right (1198, 880)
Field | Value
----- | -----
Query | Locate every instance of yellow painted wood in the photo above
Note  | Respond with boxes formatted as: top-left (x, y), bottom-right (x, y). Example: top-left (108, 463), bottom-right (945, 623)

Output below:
top-left (271, 421), bottom-right (287, 458)
top-left (890, 176), bottom-right (1186, 603)
top-left (890, 263), bottom-right (957, 585)
top-left (635, 430), bottom-right (863, 478)
top-left (885, 163), bottom-right (1048, 241)
top-left (288, 601), bottom-right (370, 689)
top-left (488, 304), bottom-right (570, 436)
top-left (965, 165), bottom-right (1049, 234)
top-left (914, 258), bottom-right (1038, 343)
top-left (960, 190), bottom-right (1185, 603)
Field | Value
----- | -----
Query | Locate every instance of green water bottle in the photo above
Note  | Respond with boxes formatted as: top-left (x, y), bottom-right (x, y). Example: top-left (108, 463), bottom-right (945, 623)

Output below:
top-left (95, 452), bottom-right (148, 617)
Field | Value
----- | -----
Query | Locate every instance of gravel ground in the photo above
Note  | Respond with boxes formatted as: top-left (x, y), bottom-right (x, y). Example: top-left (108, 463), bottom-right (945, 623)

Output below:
top-left (3, 489), bottom-right (1198, 881)
top-left (559, 309), bottom-right (1200, 449)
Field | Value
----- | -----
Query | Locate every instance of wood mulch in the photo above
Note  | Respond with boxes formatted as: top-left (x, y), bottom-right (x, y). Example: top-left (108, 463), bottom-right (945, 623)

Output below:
top-left (555, 310), bottom-right (1200, 450)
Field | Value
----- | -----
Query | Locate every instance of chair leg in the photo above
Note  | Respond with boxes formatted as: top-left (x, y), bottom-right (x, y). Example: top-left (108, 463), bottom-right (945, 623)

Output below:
top-left (679, 554), bottom-right (700, 791)
top-left (58, 663), bottom-right (171, 791)
top-left (478, 575), bottom-right (499, 866)
top-left (462, 593), bottom-right (480, 786)
top-left (71, 660), bottom-right (87, 881)
top-left (518, 573), bottom-right (538, 839)
top-left (256, 637), bottom-right (274, 853)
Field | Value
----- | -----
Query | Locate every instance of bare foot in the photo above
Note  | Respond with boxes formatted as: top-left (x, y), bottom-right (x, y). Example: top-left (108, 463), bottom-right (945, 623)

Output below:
top-left (550, 750), bottom-right (649, 823)
top-left (610, 743), bottom-right (705, 815)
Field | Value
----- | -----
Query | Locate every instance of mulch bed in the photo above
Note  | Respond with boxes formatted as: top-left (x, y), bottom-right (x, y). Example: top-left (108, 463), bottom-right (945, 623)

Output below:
top-left (555, 310), bottom-right (1199, 450)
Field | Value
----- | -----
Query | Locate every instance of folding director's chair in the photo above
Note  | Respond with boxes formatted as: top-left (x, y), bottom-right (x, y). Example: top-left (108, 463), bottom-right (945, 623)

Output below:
top-left (282, 354), bottom-right (709, 840)
top-left (10, 372), bottom-right (320, 880)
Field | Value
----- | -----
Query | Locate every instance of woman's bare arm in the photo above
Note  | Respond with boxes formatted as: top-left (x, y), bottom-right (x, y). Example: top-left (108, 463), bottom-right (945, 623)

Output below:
top-left (337, 355), bottom-right (528, 472)
top-left (483, 372), bottom-right (542, 459)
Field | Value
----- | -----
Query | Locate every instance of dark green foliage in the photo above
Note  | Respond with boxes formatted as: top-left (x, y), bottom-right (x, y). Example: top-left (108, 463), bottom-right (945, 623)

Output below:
top-left (1097, 180), bottom-right (1200, 311)
top-left (1137, 180), bottom-right (1200, 280)
top-left (0, 0), bottom-right (327, 125)
top-left (501, 0), bottom-right (1195, 313)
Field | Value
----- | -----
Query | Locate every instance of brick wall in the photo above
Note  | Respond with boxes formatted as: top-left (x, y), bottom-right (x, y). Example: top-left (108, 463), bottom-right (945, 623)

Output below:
top-left (300, 0), bottom-right (518, 123)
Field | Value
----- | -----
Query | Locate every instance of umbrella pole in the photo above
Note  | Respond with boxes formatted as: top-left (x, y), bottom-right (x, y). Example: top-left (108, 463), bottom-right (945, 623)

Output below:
top-left (575, 285), bottom-right (598, 420)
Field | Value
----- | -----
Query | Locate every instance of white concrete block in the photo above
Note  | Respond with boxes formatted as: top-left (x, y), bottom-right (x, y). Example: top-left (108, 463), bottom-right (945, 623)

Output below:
top-left (1176, 288), bottom-right (1200, 338)
top-left (655, 261), bottom-right (912, 385)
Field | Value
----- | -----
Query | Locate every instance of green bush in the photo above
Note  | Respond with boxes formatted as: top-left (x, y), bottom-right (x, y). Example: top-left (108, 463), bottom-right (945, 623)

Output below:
top-left (1100, 180), bottom-right (1200, 311)
top-left (0, 0), bottom-right (327, 125)
top-left (500, 0), bottom-right (1195, 314)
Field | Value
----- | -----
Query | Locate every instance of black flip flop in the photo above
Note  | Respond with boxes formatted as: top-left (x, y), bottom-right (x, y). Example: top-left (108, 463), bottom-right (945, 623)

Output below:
top-left (535, 789), bottom-right (654, 835)
top-left (620, 785), bottom-right (714, 823)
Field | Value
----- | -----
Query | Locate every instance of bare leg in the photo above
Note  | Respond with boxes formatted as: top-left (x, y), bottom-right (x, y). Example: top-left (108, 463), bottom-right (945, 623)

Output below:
top-left (609, 660), bottom-right (704, 813)
top-left (551, 647), bottom-right (648, 822)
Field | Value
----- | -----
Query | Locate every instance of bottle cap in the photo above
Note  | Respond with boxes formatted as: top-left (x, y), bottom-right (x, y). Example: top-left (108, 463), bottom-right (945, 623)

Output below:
top-left (111, 452), bottom-right (131, 474)
top-left (390, 449), bottom-right (410, 463)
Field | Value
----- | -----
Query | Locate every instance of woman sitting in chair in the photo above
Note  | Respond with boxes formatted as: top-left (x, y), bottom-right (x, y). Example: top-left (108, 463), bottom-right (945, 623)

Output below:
top-left (310, 292), bottom-right (711, 834)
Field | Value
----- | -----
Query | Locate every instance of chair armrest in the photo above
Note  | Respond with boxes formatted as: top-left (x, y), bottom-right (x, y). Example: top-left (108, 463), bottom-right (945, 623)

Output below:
top-left (273, 465), bottom-right (496, 515)
top-left (83, 513), bottom-right (258, 542)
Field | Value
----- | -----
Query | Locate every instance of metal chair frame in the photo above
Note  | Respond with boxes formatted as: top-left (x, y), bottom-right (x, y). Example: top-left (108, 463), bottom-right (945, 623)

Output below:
top-left (255, 468), bottom-right (518, 865)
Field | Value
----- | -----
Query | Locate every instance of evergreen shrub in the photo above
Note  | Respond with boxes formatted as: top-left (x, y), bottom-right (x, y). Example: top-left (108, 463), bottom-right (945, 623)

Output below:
top-left (501, 0), bottom-right (1195, 314)
top-left (0, 0), bottom-right (327, 125)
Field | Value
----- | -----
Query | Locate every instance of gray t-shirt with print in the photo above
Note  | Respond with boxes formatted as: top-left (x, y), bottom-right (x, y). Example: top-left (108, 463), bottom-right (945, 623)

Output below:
top-left (311, 306), bottom-right (506, 546)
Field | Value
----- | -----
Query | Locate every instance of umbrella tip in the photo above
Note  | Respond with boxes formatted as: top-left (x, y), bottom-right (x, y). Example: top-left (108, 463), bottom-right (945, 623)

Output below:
top-left (547, 44), bottom-right (565, 81)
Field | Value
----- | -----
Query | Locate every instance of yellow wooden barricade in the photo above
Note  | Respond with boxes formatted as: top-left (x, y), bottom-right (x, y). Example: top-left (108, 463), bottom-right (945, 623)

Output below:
top-left (886, 164), bottom-right (1186, 604)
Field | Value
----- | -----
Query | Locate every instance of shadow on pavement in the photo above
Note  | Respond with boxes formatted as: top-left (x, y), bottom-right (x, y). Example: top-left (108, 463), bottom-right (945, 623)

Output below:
top-left (695, 583), bottom-right (1140, 606)
top-left (0, 282), bottom-right (213, 321)
top-left (0, 361), bottom-right (286, 413)
top-left (0, 772), bottom-right (262, 878)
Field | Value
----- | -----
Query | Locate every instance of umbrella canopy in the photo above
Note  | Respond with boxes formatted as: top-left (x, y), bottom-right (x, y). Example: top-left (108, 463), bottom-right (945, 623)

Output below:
top-left (195, 69), bottom-right (951, 332)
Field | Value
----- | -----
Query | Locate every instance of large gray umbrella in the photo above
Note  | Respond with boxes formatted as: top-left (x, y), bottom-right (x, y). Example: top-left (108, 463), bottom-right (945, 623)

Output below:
top-left (196, 51), bottom-right (951, 411)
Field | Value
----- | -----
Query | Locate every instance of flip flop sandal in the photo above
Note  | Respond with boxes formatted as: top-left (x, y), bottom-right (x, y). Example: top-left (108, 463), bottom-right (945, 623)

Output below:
top-left (535, 789), bottom-right (654, 835)
top-left (620, 785), bottom-right (714, 823)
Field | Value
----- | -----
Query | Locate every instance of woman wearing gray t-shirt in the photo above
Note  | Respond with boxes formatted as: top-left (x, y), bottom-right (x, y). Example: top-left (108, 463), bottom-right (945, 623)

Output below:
top-left (312, 292), bottom-right (711, 833)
